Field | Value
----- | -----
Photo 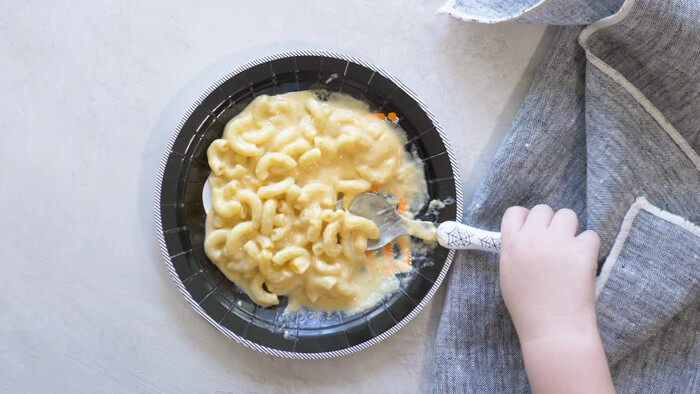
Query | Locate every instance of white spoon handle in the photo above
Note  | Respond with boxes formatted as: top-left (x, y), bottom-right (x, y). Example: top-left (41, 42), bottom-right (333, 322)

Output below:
top-left (436, 221), bottom-right (501, 252)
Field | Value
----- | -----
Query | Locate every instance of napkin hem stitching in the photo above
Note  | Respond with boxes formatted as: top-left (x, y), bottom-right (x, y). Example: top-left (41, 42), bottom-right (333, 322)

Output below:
top-left (595, 196), bottom-right (700, 298)
top-left (578, 0), bottom-right (700, 171)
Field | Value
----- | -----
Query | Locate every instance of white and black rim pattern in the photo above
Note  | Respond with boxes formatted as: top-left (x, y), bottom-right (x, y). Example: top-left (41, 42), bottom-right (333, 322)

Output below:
top-left (154, 49), bottom-right (463, 359)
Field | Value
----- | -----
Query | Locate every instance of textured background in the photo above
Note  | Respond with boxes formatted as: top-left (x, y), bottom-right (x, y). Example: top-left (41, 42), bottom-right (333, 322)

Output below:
top-left (0, 1), bottom-right (554, 392)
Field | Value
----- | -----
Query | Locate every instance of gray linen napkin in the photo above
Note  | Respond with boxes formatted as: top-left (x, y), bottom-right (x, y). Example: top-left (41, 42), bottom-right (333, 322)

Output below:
top-left (431, 0), bottom-right (700, 392)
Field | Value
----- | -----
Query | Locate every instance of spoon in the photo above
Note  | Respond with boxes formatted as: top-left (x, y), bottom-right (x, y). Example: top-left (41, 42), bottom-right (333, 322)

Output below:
top-left (348, 193), bottom-right (501, 252)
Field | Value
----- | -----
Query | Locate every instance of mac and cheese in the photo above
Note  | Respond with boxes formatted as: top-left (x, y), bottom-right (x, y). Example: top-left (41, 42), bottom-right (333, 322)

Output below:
top-left (204, 91), bottom-right (428, 312)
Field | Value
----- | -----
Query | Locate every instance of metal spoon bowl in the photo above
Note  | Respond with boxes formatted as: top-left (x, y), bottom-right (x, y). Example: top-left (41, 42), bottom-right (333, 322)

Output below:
top-left (348, 193), bottom-right (410, 250)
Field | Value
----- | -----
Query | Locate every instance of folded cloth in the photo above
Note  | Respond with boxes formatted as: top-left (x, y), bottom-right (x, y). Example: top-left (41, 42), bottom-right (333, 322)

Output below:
top-left (431, 0), bottom-right (700, 392)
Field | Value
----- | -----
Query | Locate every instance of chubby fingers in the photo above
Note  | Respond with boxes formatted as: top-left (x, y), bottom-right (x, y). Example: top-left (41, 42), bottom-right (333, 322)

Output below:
top-left (576, 229), bottom-right (601, 272)
top-left (501, 206), bottom-right (530, 237)
top-left (577, 229), bottom-right (601, 249)
top-left (502, 205), bottom-right (585, 237)
top-left (521, 204), bottom-right (555, 230)
top-left (549, 208), bottom-right (579, 235)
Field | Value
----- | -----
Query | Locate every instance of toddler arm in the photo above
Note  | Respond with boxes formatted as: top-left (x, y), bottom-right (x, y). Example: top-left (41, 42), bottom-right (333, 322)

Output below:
top-left (500, 205), bottom-right (614, 393)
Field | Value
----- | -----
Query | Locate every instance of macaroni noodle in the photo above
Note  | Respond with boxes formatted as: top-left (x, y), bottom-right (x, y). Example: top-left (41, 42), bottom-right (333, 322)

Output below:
top-left (204, 91), bottom-right (428, 312)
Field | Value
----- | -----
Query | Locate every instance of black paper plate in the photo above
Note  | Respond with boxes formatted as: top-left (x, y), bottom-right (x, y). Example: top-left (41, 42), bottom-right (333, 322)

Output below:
top-left (155, 50), bottom-right (463, 358)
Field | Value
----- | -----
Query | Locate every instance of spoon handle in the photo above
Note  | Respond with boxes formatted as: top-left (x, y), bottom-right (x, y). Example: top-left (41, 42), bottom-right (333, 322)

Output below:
top-left (436, 221), bottom-right (501, 252)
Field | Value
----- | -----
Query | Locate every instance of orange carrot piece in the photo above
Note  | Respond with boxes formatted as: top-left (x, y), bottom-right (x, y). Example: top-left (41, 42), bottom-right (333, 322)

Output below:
top-left (397, 197), bottom-right (408, 216)
top-left (387, 112), bottom-right (398, 122)
top-left (374, 113), bottom-right (386, 120)
top-left (370, 184), bottom-right (381, 193)
top-left (383, 244), bottom-right (393, 262)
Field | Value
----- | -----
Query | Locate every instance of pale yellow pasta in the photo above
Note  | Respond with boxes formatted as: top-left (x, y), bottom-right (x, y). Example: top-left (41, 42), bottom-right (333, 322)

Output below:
top-left (225, 164), bottom-right (248, 180)
top-left (281, 139), bottom-right (313, 158)
top-left (241, 123), bottom-right (275, 145)
top-left (271, 97), bottom-right (293, 114)
top-left (207, 142), bottom-right (249, 181)
top-left (222, 113), bottom-right (253, 139)
top-left (257, 177), bottom-right (294, 199)
top-left (252, 95), bottom-right (271, 119)
top-left (226, 256), bottom-right (257, 273)
top-left (272, 246), bottom-right (310, 265)
top-left (225, 222), bottom-right (257, 256)
top-left (206, 140), bottom-right (231, 176)
top-left (327, 109), bottom-right (357, 124)
top-left (363, 123), bottom-right (382, 138)
top-left (289, 257), bottom-right (311, 275)
top-left (305, 98), bottom-right (327, 130)
top-left (203, 229), bottom-right (229, 263)
top-left (311, 242), bottom-right (324, 256)
top-left (243, 240), bottom-right (260, 259)
top-left (334, 280), bottom-right (357, 298)
top-left (341, 215), bottom-right (380, 239)
top-left (297, 147), bottom-right (322, 168)
top-left (204, 91), bottom-right (428, 311)
top-left (254, 152), bottom-right (296, 180)
top-left (299, 115), bottom-right (318, 140)
top-left (285, 184), bottom-right (302, 207)
top-left (362, 157), bottom-right (397, 184)
top-left (313, 136), bottom-right (338, 155)
top-left (322, 221), bottom-right (343, 258)
top-left (351, 234), bottom-right (368, 254)
top-left (233, 190), bottom-right (263, 227)
top-left (259, 250), bottom-right (293, 283)
top-left (249, 273), bottom-right (280, 306)
top-left (313, 257), bottom-right (342, 276)
top-left (298, 182), bottom-right (335, 208)
top-left (277, 199), bottom-right (293, 216)
top-left (266, 276), bottom-right (302, 295)
top-left (260, 199), bottom-right (277, 236)
top-left (341, 236), bottom-right (364, 263)
top-left (270, 222), bottom-right (292, 242)
top-left (338, 127), bottom-right (373, 150)
top-left (226, 133), bottom-right (264, 157)
top-left (256, 234), bottom-right (274, 250)
top-left (210, 178), bottom-right (241, 218)
top-left (334, 179), bottom-right (371, 209)
top-left (311, 276), bottom-right (338, 291)
top-left (270, 127), bottom-right (301, 151)
top-left (305, 288), bottom-right (321, 303)
top-left (321, 208), bottom-right (343, 222)
top-left (300, 204), bottom-right (323, 242)
top-left (208, 211), bottom-right (237, 230)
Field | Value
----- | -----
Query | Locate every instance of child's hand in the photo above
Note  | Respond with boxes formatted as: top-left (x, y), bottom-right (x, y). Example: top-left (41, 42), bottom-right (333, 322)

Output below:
top-left (500, 204), bottom-right (600, 343)
top-left (500, 205), bottom-right (613, 393)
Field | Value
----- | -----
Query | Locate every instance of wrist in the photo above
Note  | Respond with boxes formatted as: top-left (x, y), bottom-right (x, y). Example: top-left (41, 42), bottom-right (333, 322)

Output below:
top-left (519, 322), bottom-right (603, 350)
top-left (520, 331), bottom-right (613, 394)
top-left (513, 307), bottom-right (599, 345)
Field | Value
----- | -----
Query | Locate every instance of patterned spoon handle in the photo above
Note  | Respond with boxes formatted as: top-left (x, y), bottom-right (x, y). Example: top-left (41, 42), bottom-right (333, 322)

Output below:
top-left (436, 221), bottom-right (501, 252)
